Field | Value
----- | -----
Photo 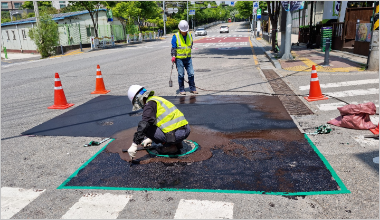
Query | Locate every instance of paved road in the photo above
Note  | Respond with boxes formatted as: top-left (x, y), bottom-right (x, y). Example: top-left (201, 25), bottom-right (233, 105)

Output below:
top-left (1, 22), bottom-right (378, 219)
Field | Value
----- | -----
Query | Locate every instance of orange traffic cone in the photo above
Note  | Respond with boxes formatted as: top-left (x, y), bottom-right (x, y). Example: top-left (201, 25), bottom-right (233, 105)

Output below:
top-left (48, 73), bottom-right (74, 109)
top-left (304, 65), bottom-right (328, 102)
top-left (370, 124), bottom-right (379, 135)
top-left (91, 64), bottom-right (110, 94)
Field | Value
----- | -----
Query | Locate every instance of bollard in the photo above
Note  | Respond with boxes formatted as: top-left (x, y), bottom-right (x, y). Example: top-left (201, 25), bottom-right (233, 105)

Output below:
top-left (80, 42), bottom-right (82, 52)
top-left (3, 47), bottom-right (8, 59)
top-left (324, 38), bottom-right (330, 66)
top-left (61, 45), bottom-right (64, 55)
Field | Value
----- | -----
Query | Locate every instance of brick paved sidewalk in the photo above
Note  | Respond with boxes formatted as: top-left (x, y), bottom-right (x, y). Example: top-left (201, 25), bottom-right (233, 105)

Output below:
top-left (257, 37), bottom-right (367, 73)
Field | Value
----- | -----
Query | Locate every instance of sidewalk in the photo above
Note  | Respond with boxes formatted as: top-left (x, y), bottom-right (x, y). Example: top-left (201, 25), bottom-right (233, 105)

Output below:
top-left (1, 52), bottom-right (41, 62)
top-left (257, 35), bottom-right (368, 73)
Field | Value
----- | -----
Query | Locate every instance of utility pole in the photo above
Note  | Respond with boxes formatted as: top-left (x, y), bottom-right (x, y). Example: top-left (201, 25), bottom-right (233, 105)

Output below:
top-left (279, 7), bottom-right (286, 56)
top-left (252, 1), bottom-right (254, 32)
top-left (282, 4), bottom-right (293, 60)
top-left (163, 1), bottom-right (166, 36)
top-left (368, 3), bottom-right (379, 71)
top-left (187, 1), bottom-right (189, 24)
top-left (33, 1), bottom-right (39, 24)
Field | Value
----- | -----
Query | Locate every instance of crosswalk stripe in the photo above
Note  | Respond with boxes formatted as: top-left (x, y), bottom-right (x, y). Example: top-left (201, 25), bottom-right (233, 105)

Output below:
top-left (1, 187), bottom-right (45, 219)
top-left (61, 193), bottom-right (132, 219)
top-left (318, 101), bottom-right (379, 111)
top-left (325, 88), bottom-right (379, 97)
top-left (299, 79), bottom-right (379, 90)
top-left (174, 199), bottom-right (234, 219)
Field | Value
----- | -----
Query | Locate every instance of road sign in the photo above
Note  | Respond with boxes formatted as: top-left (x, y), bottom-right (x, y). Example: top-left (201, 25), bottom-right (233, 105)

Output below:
top-left (253, 8), bottom-right (257, 14)
top-left (253, 2), bottom-right (259, 9)
top-left (257, 8), bottom-right (261, 19)
top-left (231, 1), bottom-right (235, 6)
top-left (174, 8), bottom-right (178, 13)
top-left (189, 9), bottom-right (195, 15)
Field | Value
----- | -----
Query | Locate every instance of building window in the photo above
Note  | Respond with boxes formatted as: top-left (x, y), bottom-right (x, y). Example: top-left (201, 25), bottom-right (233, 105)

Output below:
top-left (12, 31), bottom-right (16, 40)
top-left (59, 1), bottom-right (66, 3)
top-left (22, 30), bottom-right (27, 39)
top-left (1, 2), bottom-right (9, 9)
top-left (6, 31), bottom-right (10, 40)
top-left (14, 3), bottom-right (21, 9)
top-left (60, 4), bottom-right (66, 8)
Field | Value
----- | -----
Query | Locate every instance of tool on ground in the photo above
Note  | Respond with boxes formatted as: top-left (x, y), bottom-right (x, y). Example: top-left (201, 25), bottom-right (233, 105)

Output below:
top-left (84, 137), bottom-right (110, 147)
top-left (364, 134), bottom-right (379, 139)
top-left (304, 65), bottom-right (328, 102)
top-left (48, 73), bottom-right (74, 109)
top-left (91, 64), bottom-right (110, 94)
top-left (169, 63), bottom-right (174, 87)
top-left (304, 124), bottom-right (332, 135)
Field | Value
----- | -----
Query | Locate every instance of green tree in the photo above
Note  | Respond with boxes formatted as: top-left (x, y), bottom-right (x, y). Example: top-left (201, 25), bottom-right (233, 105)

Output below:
top-left (266, 1), bottom-right (281, 51)
top-left (69, 1), bottom-right (116, 38)
top-left (28, 13), bottom-right (59, 58)
top-left (21, 1), bottom-right (53, 9)
top-left (59, 3), bottom-right (87, 13)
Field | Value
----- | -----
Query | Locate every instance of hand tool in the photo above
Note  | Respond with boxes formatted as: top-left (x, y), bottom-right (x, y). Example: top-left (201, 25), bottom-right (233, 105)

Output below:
top-left (169, 62), bottom-right (173, 87)
top-left (84, 138), bottom-right (110, 147)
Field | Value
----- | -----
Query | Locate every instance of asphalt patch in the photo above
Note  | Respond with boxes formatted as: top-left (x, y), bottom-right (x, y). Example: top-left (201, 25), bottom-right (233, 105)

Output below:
top-left (22, 95), bottom-right (296, 137)
top-left (53, 95), bottom-right (349, 195)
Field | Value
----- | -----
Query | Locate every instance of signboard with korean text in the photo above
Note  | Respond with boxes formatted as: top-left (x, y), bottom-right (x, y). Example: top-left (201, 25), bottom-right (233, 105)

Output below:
top-left (189, 9), bottom-right (195, 15)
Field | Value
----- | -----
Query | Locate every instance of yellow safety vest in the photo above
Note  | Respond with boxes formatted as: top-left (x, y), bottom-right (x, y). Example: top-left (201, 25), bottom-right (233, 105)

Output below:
top-left (147, 96), bottom-right (189, 133)
top-left (175, 32), bottom-right (192, 59)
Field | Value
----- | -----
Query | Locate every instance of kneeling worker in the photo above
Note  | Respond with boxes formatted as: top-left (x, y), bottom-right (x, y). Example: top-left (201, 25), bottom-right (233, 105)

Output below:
top-left (127, 85), bottom-right (191, 159)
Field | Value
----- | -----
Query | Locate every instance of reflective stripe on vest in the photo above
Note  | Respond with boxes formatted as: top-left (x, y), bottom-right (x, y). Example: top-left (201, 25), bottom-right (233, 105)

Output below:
top-left (147, 96), bottom-right (188, 133)
top-left (175, 32), bottom-right (192, 59)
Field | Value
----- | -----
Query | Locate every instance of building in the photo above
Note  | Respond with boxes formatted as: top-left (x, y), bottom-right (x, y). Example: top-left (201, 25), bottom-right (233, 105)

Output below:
top-left (52, 1), bottom-right (69, 10)
top-left (1, 9), bottom-right (123, 53)
top-left (1, 1), bottom-right (24, 11)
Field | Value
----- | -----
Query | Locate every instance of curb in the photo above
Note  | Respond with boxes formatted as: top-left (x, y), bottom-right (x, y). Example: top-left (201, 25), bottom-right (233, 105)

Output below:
top-left (264, 51), bottom-right (282, 69)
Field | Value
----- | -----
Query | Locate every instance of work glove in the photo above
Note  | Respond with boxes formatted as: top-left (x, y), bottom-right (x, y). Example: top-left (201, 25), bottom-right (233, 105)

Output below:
top-left (141, 138), bottom-right (152, 147)
top-left (171, 56), bottom-right (176, 63)
top-left (128, 143), bottom-right (138, 158)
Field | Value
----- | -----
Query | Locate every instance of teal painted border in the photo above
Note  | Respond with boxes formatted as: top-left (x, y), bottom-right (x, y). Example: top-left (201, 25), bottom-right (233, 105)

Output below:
top-left (58, 135), bottom-right (350, 195)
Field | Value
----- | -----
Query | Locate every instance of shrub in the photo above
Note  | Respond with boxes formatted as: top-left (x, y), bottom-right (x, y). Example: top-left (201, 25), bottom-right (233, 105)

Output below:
top-left (28, 13), bottom-right (59, 58)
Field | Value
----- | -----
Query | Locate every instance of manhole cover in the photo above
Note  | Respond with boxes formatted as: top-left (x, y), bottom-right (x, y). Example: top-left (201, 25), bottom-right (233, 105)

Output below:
top-left (147, 139), bottom-right (198, 158)
top-left (195, 69), bottom-right (211, 72)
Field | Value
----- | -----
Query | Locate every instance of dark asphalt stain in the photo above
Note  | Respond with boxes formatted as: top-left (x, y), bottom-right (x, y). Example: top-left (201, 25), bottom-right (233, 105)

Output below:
top-left (65, 130), bottom-right (339, 193)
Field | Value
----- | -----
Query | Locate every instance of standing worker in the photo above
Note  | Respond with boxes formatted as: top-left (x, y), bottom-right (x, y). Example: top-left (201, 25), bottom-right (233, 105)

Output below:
top-left (171, 20), bottom-right (198, 95)
top-left (127, 85), bottom-right (191, 159)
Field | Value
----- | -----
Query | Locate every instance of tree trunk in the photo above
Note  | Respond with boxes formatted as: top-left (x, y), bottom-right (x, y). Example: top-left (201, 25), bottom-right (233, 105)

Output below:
top-left (271, 19), bottom-right (277, 50)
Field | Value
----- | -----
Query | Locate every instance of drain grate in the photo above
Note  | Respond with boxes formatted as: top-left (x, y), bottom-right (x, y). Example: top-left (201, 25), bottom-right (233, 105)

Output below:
top-left (261, 69), bottom-right (313, 115)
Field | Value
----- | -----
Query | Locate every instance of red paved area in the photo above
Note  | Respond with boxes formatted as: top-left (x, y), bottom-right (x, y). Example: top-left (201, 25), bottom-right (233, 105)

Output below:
top-left (195, 37), bottom-right (249, 43)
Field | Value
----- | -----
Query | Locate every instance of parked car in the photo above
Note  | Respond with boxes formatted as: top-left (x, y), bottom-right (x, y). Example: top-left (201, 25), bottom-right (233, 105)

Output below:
top-left (195, 27), bottom-right (207, 36)
top-left (220, 26), bottom-right (229, 33)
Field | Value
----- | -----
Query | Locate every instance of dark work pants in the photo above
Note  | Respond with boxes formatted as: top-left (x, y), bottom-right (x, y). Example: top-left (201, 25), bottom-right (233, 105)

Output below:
top-left (145, 124), bottom-right (191, 144)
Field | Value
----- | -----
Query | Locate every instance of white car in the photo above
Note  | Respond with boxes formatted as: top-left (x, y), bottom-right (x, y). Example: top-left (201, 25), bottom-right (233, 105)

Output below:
top-left (195, 28), bottom-right (207, 36)
top-left (220, 26), bottom-right (229, 33)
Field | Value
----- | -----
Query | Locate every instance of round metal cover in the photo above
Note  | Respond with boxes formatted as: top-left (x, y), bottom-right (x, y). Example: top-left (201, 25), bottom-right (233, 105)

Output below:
top-left (147, 139), bottom-right (199, 158)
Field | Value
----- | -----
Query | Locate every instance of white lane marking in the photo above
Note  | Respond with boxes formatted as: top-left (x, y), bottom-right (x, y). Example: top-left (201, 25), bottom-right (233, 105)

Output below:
top-left (61, 193), bottom-right (132, 219)
top-left (299, 79), bottom-right (379, 91)
top-left (325, 88), bottom-right (379, 97)
top-left (174, 199), bottom-right (234, 219)
top-left (318, 101), bottom-right (379, 111)
top-left (1, 187), bottom-right (45, 219)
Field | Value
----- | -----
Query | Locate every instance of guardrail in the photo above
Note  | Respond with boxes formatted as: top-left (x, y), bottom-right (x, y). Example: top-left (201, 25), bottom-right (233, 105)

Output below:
top-left (90, 32), bottom-right (159, 50)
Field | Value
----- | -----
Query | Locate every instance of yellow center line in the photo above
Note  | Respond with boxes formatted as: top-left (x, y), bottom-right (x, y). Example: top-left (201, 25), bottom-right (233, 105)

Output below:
top-left (249, 37), bottom-right (259, 65)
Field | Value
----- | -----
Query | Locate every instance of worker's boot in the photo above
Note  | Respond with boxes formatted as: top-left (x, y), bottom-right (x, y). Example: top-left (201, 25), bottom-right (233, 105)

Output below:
top-left (188, 76), bottom-right (198, 94)
top-left (157, 143), bottom-right (178, 155)
top-left (178, 77), bottom-right (185, 95)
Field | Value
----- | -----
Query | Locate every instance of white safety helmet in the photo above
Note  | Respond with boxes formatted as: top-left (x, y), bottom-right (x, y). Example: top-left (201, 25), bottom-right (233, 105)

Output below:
top-left (178, 20), bottom-right (189, 32)
top-left (128, 85), bottom-right (143, 103)
top-left (128, 85), bottom-right (154, 111)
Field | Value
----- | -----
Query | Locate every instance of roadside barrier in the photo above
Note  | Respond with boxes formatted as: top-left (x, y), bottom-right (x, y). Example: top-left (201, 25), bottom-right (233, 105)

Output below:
top-left (48, 73), bottom-right (74, 109)
top-left (91, 64), bottom-right (110, 94)
top-left (90, 36), bottom-right (115, 49)
top-left (304, 65), bottom-right (328, 102)
top-left (127, 34), bottom-right (130, 43)
top-left (139, 33), bottom-right (142, 42)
